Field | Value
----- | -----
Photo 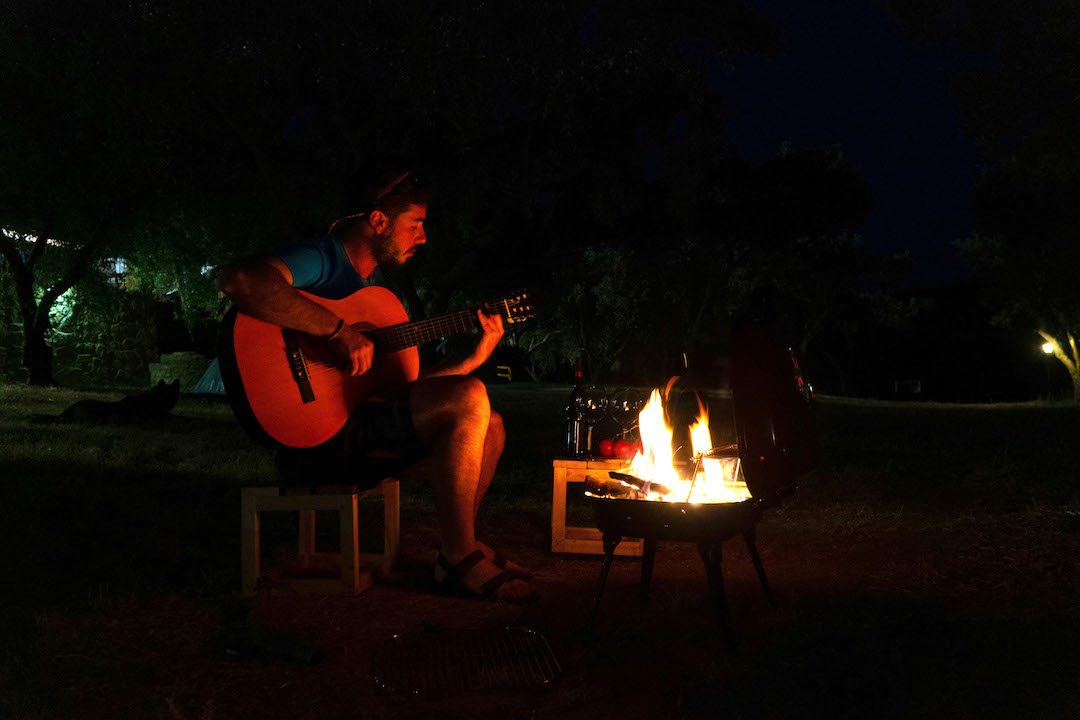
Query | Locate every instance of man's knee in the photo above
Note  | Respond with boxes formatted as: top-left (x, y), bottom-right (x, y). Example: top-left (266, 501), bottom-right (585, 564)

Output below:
top-left (448, 376), bottom-right (490, 420)
top-left (410, 375), bottom-right (491, 440)
top-left (460, 375), bottom-right (490, 404)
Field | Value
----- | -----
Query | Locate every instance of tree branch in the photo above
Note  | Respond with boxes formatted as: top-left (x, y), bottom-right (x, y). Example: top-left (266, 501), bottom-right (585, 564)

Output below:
top-left (0, 231), bottom-right (25, 273)
top-left (35, 240), bottom-right (101, 329)
top-left (1037, 329), bottom-right (1078, 374)
top-left (0, 232), bottom-right (39, 326)
top-left (26, 230), bottom-right (49, 270)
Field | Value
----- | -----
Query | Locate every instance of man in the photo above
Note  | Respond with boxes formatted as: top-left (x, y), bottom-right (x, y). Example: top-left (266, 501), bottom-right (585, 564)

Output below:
top-left (218, 170), bottom-right (534, 603)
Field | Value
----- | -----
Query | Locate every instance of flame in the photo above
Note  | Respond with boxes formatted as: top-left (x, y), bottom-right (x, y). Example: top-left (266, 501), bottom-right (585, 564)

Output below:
top-left (623, 386), bottom-right (751, 504)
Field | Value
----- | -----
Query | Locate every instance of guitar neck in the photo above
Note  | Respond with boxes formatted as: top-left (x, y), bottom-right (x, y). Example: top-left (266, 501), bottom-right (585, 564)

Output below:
top-left (369, 308), bottom-right (482, 354)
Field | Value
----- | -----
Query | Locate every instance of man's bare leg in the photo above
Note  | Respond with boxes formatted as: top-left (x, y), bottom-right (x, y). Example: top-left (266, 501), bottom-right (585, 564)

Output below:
top-left (409, 376), bottom-right (532, 599)
top-left (470, 412), bottom-right (530, 576)
top-left (473, 411), bottom-right (503, 517)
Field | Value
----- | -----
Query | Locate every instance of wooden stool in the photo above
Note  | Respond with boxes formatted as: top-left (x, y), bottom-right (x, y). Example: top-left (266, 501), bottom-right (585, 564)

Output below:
top-left (241, 478), bottom-right (400, 596)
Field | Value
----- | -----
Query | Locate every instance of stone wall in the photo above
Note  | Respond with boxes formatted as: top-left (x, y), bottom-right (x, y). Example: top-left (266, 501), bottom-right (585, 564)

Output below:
top-left (148, 351), bottom-right (213, 392)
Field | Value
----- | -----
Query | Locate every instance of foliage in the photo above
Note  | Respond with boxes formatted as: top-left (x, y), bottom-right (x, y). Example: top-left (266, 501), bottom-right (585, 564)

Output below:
top-left (888, 0), bottom-right (1080, 400)
top-left (124, 211), bottom-right (223, 332)
top-left (51, 280), bottom-right (159, 387)
top-left (1, 0), bottom-right (903, 390)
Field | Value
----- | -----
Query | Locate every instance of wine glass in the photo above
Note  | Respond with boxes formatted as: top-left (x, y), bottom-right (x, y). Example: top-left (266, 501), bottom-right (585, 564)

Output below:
top-left (580, 385), bottom-right (609, 457)
top-left (610, 388), bottom-right (644, 440)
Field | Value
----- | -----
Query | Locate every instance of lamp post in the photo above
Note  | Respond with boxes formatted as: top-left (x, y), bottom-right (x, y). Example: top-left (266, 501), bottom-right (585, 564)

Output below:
top-left (1042, 342), bottom-right (1054, 399)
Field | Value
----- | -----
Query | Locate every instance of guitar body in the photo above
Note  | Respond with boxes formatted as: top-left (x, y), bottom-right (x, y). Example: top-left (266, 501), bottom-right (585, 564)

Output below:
top-left (230, 286), bottom-right (419, 448)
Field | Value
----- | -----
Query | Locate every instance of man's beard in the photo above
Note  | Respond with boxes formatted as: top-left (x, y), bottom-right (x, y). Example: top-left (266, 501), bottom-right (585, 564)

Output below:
top-left (371, 226), bottom-right (405, 268)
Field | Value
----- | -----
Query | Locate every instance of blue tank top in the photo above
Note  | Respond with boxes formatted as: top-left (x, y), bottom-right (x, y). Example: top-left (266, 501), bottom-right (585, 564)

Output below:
top-left (276, 235), bottom-right (410, 316)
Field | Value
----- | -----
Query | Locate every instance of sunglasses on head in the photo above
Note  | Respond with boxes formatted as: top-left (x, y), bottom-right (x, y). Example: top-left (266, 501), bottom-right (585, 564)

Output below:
top-left (373, 171), bottom-right (419, 208)
top-left (328, 171), bottom-right (420, 234)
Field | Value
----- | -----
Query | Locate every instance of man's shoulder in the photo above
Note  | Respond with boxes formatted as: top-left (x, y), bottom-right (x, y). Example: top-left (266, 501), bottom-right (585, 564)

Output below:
top-left (278, 234), bottom-right (338, 255)
top-left (275, 235), bottom-right (354, 298)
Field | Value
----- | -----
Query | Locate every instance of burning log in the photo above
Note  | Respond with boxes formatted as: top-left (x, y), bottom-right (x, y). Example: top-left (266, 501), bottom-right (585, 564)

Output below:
top-left (608, 471), bottom-right (673, 497)
top-left (583, 475), bottom-right (642, 500)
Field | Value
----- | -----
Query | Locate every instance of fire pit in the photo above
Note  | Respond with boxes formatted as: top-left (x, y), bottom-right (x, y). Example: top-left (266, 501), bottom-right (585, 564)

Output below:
top-left (583, 322), bottom-right (816, 653)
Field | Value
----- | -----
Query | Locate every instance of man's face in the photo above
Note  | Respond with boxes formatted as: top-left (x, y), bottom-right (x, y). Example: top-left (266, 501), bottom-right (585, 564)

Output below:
top-left (373, 204), bottom-right (427, 268)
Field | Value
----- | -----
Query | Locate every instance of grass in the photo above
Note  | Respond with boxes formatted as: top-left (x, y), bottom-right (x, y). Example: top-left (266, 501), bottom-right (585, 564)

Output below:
top-left (1, 382), bottom-right (1079, 719)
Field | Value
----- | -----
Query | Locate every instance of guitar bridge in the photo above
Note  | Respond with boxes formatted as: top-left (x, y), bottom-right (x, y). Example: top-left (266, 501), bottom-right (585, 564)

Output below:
top-left (282, 329), bottom-right (316, 404)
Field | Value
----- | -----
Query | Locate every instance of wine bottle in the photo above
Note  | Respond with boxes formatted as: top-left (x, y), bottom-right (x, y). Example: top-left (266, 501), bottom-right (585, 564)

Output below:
top-left (565, 354), bottom-right (586, 457)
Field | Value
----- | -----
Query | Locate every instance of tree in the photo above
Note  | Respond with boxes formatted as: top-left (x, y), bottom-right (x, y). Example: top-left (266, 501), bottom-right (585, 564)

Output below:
top-left (888, 0), bottom-right (1080, 401)
top-left (959, 232), bottom-right (1080, 402)
top-left (0, 2), bottom-right (292, 383)
top-left (5, 0), bottom-right (836, 389)
top-left (0, 3), bottom-right (170, 383)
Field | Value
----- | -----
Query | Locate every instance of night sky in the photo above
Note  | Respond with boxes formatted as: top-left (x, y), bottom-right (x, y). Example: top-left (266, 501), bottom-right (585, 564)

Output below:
top-left (722, 0), bottom-right (978, 289)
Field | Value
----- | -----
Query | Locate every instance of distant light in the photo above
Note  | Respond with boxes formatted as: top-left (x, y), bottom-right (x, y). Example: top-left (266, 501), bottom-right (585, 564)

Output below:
top-left (1042, 342), bottom-right (1054, 355)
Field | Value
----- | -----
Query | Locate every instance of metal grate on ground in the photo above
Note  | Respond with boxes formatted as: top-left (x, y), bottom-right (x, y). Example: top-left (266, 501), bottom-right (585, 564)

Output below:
top-left (372, 627), bottom-right (561, 694)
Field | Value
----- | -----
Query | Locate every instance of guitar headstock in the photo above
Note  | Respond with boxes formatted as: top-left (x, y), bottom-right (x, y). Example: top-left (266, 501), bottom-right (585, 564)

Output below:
top-left (483, 291), bottom-right (536, 325)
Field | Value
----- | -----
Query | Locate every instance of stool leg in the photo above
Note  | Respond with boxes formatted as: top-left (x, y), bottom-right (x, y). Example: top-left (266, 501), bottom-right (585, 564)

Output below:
top-left (241, 489), bottom-right (261, 597)
top-left (339, 493), bottom-right (360, 594)
top-left (381, 479), bottom-right (400, 576)
top-left (299, 510), bottom-right (316, 558)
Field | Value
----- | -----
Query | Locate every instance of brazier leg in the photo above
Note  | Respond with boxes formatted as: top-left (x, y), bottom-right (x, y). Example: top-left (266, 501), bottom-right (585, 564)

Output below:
top-left (639, 537), bottom-right (658, 600)
top-left (697, 542), bottom-right (738, 655)
top-left (585, 533), bottom-right (621, 633)
top-left (743, 527), bottom-right (776, 608)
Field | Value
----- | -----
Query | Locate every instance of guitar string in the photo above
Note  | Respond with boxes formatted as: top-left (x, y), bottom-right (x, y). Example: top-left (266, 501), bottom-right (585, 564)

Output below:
top-left (284, 299), bottom-right (527, 380)
top-left (291, 308), bottom-right (482, 379)
top-left (373, 298), bottom-right (527, 348)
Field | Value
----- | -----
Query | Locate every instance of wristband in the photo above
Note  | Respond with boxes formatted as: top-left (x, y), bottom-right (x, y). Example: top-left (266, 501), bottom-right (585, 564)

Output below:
top-left (326, 318), bottom-right (345, 340)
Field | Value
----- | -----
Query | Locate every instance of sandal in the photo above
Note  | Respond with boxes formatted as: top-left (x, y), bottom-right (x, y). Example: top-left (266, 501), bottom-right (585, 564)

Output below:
top-left (491, 552), bottom-right (532, 581)
top-left (434, 550), bottom-right (537, 604)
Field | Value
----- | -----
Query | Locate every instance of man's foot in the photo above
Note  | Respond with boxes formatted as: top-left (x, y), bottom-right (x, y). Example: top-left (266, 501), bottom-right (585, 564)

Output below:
top-left (434, 549), bottom-right (537, 604)
top-left (476, 540), bottom-right (531, 579)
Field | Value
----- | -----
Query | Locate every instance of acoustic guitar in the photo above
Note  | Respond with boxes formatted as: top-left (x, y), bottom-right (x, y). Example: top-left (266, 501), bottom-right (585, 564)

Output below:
top-left (223, 285), bottom-right (534, 449)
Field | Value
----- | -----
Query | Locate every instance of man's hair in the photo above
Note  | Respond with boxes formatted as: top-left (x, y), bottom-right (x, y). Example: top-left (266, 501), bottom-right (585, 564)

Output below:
top-left (366, 170), bottom-right (433, 218)
top-left (328, 168), bottom-right (433, 235)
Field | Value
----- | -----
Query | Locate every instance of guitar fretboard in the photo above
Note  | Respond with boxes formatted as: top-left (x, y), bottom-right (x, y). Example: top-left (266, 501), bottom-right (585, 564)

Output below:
top-left (369, 308), bottom-right (482, 353)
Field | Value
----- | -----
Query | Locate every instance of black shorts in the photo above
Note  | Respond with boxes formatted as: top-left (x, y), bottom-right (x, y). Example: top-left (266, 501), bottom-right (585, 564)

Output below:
top-left (274, 395), bottom-right (427, 487)
top-left (341, 395), bottom-right (427, 461)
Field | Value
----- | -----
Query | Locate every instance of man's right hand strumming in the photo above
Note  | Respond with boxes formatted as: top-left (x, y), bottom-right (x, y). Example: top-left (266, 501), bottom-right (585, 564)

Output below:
top-left (330, 323), bottom-right (375, 376)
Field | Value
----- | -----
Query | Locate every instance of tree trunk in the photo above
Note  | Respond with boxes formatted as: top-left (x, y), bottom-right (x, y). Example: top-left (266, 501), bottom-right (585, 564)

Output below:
top-left (1037, 330), bottom-right (1080, 405)
top-left (1, 229), bottom-right (103, 387)
top-left (22, 320), bottom-right (55, 386)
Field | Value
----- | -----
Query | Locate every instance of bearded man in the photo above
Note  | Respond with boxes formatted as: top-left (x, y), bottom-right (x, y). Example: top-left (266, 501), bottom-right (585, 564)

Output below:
top-left (218, 170), bottom-right (534, 603)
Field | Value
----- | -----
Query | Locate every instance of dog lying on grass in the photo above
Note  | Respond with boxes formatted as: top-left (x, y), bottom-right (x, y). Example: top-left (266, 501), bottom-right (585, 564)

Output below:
top-left (39, 379), bottom-right (181, 424)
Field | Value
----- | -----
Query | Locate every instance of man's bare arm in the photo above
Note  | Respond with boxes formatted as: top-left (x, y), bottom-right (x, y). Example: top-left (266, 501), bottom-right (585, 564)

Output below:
top-left (420, 310), bottom-right (504, 379)
top-left (218, 257), bottom-right (341, 336)
top-left (218, 258), bottom-right (374, 375)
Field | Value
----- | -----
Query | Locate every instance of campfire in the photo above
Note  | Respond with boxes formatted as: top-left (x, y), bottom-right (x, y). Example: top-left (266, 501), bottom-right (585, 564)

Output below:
top-left (585, 384), bottom-right (752, 505)
top-left (582, 322), bottom-right (817, 653)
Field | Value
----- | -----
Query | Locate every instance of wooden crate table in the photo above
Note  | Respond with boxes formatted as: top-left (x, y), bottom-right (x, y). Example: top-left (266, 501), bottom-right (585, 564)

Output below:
top-left (551, 458), bottom-right (643, 556)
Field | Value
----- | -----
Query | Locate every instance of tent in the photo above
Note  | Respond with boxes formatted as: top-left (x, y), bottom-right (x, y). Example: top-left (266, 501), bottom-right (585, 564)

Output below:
top-left (192, 356), bottom-right (226, 396)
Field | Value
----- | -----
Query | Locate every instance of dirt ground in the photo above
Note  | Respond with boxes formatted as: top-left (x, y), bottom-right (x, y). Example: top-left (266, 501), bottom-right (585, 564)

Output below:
top-left (12, 499), bottom-right (1080, 720)
top-left (4, 389), bottom-right (1079, 719)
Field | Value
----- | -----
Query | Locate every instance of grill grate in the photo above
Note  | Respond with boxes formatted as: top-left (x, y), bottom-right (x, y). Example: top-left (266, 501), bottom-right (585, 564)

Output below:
top-left (372, 627), bottom-right (560, 694)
